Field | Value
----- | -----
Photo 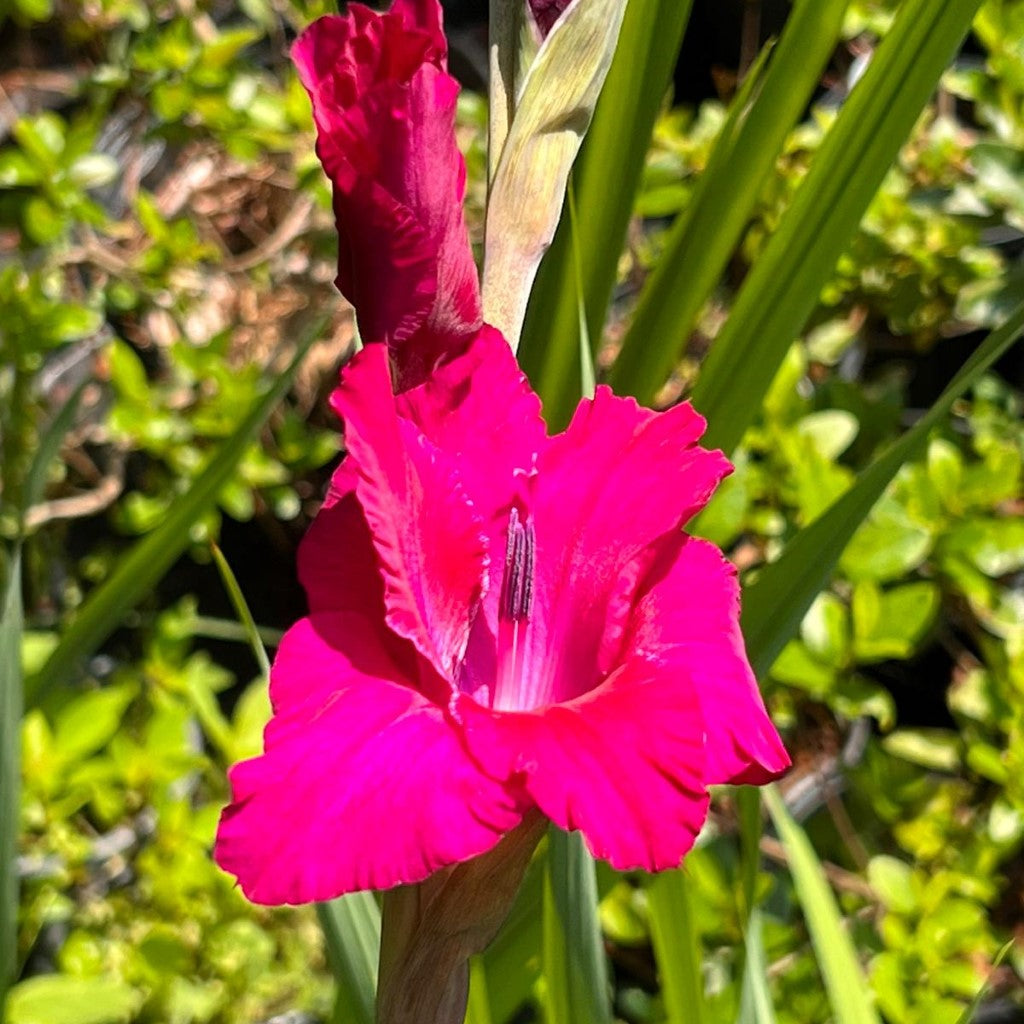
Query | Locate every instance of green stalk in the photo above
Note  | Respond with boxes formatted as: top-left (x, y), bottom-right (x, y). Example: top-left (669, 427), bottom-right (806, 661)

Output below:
top-left (210, 544), bottom-right (271, 679)
top-left (488, 0), bottom-right (519, 186)
top-left (0, 548), bottom-right (23, 1012)
top-left (737, 785), bottom-right (763, 924)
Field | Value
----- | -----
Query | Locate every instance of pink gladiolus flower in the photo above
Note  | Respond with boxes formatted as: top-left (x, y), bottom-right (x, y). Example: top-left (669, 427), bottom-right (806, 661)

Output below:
top-left (214, 0), bottom-right (789, 906)
top-left (215, 331), bottom-right (790, 904)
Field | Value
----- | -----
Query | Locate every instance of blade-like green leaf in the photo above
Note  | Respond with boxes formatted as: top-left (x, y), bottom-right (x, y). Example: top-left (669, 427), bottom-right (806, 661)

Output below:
top-left (2, 377), bottom-right (89, 1009)
top-left (463, 958), bottom-right (493, 1024)
top-left (647, 868), bottom-right (705, 1024)
top-left (737, 785), bottom-right (763, 924)
top-left (736, 909), bottom-right (777, 1024)
top-left (610, 0), bottom-right (849, 403)
top-left (317, 895), bottom-right (381, 1024)
top-left (210, 544), bottom-right (271, 680)
top-left (23, 377), bottom-right (87, 522)
top-left (27, 318), bottom-right (325, 703)
top-left (518, 0), bottom-right (693, 425)
top-left (567, 179), bottom-right (596, 400)
top-left (688, 0), bottom-right (982, 455)
top-left (742, 301), bottom-right (1024, 678)
top-left (763, 787), bottom-right (881, 1024)
top-left (0, 547), bottom-right (23, 1011)
top-left (542, 829), bottom-right (612, 1024)
top-left (954, 939), bottom-right (1014, 1024)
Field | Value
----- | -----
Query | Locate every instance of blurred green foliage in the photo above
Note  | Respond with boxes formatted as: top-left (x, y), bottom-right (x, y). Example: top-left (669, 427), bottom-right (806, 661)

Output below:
top-left (16, 603), bottom-right (329, 1024)
top-left (1, 0), bottom-right (1023, 1022)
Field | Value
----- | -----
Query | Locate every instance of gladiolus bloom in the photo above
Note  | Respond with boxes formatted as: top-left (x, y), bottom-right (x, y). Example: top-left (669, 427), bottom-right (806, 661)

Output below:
top-left (214, 0), bottom-right (789, 906)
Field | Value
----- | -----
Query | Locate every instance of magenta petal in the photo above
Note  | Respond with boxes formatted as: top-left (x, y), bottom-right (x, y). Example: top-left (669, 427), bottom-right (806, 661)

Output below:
top-left (298, 462), bottom-right (385, 616)
top-left (331, 344), bottom-right (487, 680)
top-left (397, 325), bottom-right (546, 610)
top-left (215, 614), bottom-right (522, 904)
top-left (531, 388), bottom-right (732, 702)
top-left (455, 658), bottom-right (709, 871)
top-left (293, 7), bottom-right (481, 387)
top-left (398, 328), bottom-right (547, 675)
top-left (629, 535), bottom-right (791, 786)
top-left (540, 388), bottom-right (727, 540)
top-left (396, 326), bottom-right (545, 524)
top-left (391, 0), bottom-right (447, 51)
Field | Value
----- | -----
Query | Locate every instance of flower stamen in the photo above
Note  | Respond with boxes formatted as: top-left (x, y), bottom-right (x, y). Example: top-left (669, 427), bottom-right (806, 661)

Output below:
top-left (500, 507), bottom-right (535, 622)
top-left (492, 507), bottom-right (537, 711)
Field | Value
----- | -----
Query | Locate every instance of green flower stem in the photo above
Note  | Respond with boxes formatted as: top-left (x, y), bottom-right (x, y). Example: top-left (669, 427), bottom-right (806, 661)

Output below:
top-left (375, 815), bottom-right (545, 1024)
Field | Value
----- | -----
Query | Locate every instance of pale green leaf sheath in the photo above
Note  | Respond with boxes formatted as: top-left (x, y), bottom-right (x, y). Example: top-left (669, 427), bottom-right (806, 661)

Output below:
top-left (483, 0), bottom-right (627, 349)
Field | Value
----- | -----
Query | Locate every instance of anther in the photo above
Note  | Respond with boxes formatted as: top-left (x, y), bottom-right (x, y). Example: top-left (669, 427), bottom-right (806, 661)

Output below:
top-left (501, 508), bottom-right (535, 621)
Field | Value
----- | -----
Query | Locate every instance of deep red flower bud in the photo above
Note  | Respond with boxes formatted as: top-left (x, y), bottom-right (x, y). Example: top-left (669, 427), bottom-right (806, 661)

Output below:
top-left (293, 1), bottom-right (482, 390)
top-left (529, 0), bottom-right (574, 36)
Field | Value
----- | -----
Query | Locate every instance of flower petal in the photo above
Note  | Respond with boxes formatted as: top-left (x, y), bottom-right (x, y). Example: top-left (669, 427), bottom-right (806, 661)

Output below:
top-left (391, 0), bottom-right (447, 51)
top-left (298, 462), bottom-right (385, 616)
top-left (628, 534), bottom-right (791, 786)
top-left (215, 613), bottom-right (522, 904)
top-left (293, 6), bottom-right (481, 387)
top-left (396, 326), bottom-right (545, 525)
top-left (331, 344), bottom-right (488, 680)
top-left (527, 388), bottom-right (732, 704)
top-left (454, 657), bottom-right (709, 871)
top-left (398, 322), bottom-right (546, 603)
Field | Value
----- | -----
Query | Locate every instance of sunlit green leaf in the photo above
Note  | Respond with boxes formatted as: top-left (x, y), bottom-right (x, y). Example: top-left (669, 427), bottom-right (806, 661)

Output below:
top-left (736, 908), bottom-right (777, 1024)
top-left (648, 869), bottom-right (705, 1024)
top-left (0, 548), bottom-right (23, 1009)
top-left (317, 895), bottom-right (381, 1024)
top-left (6, 975), bottom-right (141, 1024)
top-left (543, 830), bottom-right (612, 1024)
top-left (764, 787), bottom-right (882, 1024)
top-left (612, 0), bottom-right (849, 405)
